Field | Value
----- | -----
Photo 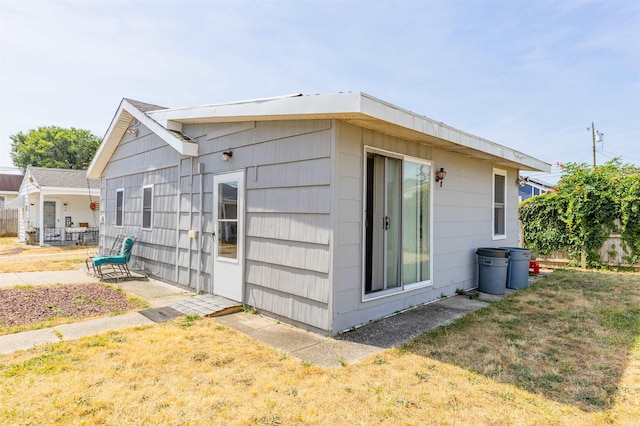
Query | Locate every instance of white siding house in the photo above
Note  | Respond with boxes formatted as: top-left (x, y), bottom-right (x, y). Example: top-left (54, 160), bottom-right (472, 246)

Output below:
top-left (87, 92), bottom-right (550, 334)
top-left (10, 167), bottom-right (100, 245)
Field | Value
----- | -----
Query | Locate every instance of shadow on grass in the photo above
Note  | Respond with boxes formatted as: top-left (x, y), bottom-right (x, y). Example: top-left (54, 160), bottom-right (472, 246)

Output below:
top-left (402, 269), bottom-right (640, 412)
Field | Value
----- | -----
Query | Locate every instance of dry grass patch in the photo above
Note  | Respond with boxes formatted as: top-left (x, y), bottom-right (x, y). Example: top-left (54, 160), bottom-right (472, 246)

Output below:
top-left (0, 237), bottom-right (92, 273)
top-left (0, 258), bottom-right (88, 273)
top-left (405, 269), bottom-right (639, 414)
top-left (0, 269), bottom-right (638, 425)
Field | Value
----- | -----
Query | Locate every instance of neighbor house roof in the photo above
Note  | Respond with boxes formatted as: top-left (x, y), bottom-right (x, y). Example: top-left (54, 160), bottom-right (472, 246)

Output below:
top-left (518, 175), bottom-right (554, 190)
top-left (27, 167), bottom-right (100, 190)
top-left (0, 173), bottom-right (23, 193)
top-left (88, 91), bottom-right (551, 179)
top-left (7, 167), bottom-right (99, 208)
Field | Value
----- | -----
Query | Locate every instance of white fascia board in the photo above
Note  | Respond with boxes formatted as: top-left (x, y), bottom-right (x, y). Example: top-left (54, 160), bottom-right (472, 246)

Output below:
top-left (149, 91), bottom-right (550, 173)
top-left (87, 99), bottom-right (198, 179)
top-left (39, 187), bottom-right (101, 196)
top-left (87, 101), bottom-right (132, 179)
top-left (123, 103), bottom-right (198, 156)
top-left (358, 93), bottom-right (551, 172)
top-left (148, 92), bottom-right (363, 124)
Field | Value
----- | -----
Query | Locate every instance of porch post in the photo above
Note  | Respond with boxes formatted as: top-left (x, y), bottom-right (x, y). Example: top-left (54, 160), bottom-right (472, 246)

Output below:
top-left (39, 192), bottom-right (45, 247)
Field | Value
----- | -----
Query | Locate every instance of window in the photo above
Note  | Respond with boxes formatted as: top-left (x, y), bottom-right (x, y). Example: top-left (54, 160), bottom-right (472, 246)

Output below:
top-left (364, 148), bottom-right (432, 298)
top-left (493, 168), bottom-right (506, 239)
top-left (217, 181), bottom-right (239, 260)
top-left (142, 185), bottom-right (153, 230)
top-left (115, 189), bottom-right (124, 227)
top-left (0, 196), bottom-right (4, 209)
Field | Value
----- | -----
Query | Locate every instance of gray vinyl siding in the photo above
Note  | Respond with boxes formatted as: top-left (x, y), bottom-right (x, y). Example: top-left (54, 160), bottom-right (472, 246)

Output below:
top-left (182, 119), bottom-right (334, 331)
top-left (99, 124), bottom-right (183, 283)
top-left (331, 121), bottom-right (520, 333)
top-left (97, 114), bottom-right (521, 335)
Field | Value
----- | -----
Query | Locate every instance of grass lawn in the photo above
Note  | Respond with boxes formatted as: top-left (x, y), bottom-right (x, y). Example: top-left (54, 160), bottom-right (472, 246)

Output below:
top-left (1, 269), bottom-right (638, 425)
top-left (0, 237), bottom-right (92, 273)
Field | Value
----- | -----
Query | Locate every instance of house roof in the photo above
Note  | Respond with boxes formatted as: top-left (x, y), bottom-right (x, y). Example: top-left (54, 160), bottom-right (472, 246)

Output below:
top-left (27, 167), bottom-right (100, 190)
top-left (88, 91), bottom-right (551, 179)
top-left (0, 173), bottom-right (24, 192)
top-left (519, 175), bottom-right (554, 190)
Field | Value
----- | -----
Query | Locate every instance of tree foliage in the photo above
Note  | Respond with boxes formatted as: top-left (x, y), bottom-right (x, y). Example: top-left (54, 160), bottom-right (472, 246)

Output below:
top-left (10, 126), bottom-right (101, 171)
top-left (519, 159), bottom-right (640, 266)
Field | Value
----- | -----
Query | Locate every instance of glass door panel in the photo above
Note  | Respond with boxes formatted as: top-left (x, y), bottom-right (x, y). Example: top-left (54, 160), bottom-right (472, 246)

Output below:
top-left (217, 181), bottom-right (238, 260)
top-left (385, 157), bottom-right (402, 289)
top-left (402, 162), bottom-right (431, 284)
top-left (44, 201), bottom-right (56, 228)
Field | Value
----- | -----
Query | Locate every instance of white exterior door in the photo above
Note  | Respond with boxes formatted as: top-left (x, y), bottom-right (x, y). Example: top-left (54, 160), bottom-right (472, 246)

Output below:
top-left (213, 171), bottom-right (245, 302)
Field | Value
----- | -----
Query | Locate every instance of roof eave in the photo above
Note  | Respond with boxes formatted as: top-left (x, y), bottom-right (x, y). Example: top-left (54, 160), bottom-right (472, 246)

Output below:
top-left (87, 99), bottom-right (198, 179)
top-left (149, 91), bottom-right (550, 173)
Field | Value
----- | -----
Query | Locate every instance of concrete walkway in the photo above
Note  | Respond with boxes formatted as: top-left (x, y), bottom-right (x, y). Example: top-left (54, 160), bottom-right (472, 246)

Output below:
top-left (0, 268), bottom-right (527, 367)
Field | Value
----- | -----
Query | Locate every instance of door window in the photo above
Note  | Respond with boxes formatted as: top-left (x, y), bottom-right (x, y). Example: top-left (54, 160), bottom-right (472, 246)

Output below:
top-left (44, 201), bottom-right (56, 228)
top-left (217, 181), bottom-right (238, 260)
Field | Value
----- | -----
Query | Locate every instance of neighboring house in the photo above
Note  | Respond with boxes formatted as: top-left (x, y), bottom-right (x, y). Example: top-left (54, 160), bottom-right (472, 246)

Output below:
top-left (0, 173), bottom-right (23, 209)
top-left (87, 92), bottom-right (551, 334)
top-left (8, 166), bottom-right (101, 245)
top-left (518, 176), bottom-right (554, 201)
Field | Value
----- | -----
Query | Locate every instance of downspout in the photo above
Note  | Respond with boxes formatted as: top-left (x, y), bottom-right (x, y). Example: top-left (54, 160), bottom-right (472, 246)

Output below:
top-left (188, 158), bottom-right (194, 287)
top-left (197, 163), bottom-right (204, 294)
top-left (175, 158), bottom-right (182, 283)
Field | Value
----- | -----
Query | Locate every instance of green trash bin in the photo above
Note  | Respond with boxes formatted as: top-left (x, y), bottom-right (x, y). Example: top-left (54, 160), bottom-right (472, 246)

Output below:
top-left (476, 248), bottom-right (510, 295)
top-left (500, 247), bottom-right (532, 290)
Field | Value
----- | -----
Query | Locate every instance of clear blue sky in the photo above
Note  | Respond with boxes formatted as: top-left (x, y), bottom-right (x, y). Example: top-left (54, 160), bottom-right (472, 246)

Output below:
top-left (1, 0), bottom-right (639, 182)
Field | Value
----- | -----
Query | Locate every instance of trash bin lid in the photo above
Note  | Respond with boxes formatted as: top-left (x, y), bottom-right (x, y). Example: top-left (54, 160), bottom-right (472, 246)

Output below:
top-left (476, 248), bottom-right (510, 258)
top-left (499, 247), bottom-right (532, 260)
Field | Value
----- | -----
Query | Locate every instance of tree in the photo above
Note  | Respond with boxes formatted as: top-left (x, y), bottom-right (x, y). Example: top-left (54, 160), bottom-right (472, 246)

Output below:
top-left (10, 126), bottom-right (101, 171)
top-left (519, 159), bottom-right (640, 267)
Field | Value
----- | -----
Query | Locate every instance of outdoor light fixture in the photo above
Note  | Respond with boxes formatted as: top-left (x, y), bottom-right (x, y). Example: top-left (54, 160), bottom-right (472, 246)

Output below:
top-left (517, 177), bottom-right (527, 187)
top-left (435, 168), bottom-right (447, 187)
top-left (126, 128), bottom-right (138, 136)
top-left (222, 151), bottom-right (233, 162)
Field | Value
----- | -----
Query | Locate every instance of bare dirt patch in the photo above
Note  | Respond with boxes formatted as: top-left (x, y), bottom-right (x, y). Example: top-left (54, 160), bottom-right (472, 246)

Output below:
top-left (0, 284), bottom-right (135, 328)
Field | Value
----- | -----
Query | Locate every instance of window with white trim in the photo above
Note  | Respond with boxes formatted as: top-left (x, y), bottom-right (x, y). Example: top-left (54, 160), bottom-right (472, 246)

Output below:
top-left (493, 168), bottom-right (507, 239)
top-left (142, 185), bottom-right (153, 229)
top-left (142, 185), bottom-right (153, 230)
top-left (115, 189), bottom-right (124, 227)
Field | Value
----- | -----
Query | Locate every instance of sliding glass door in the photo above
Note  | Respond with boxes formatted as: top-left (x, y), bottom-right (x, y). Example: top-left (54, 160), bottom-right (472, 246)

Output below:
top-left (364, 150), bottom-right (431, 296)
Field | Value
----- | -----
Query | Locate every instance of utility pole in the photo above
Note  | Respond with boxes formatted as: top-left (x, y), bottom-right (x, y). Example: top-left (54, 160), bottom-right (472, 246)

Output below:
top-left (591, 121), bottom-right (596, 166)
top-left (588, 122), bottom-right (604, 167)
top-left (583, 122), bottom-right (604, 269)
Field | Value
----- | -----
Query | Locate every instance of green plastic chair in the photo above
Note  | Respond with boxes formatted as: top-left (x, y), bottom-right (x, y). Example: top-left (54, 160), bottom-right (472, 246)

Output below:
top-left (91, 236), bottom-right (136, 279)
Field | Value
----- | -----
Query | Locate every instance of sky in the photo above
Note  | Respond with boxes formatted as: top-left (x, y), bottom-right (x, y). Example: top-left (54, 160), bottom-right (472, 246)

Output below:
top-left (1, 0), bottom-right (639, 183)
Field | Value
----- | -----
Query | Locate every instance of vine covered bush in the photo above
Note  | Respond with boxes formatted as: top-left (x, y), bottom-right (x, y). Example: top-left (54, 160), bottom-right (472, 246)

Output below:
top-left (519, 159), bottom-right (640, 266)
